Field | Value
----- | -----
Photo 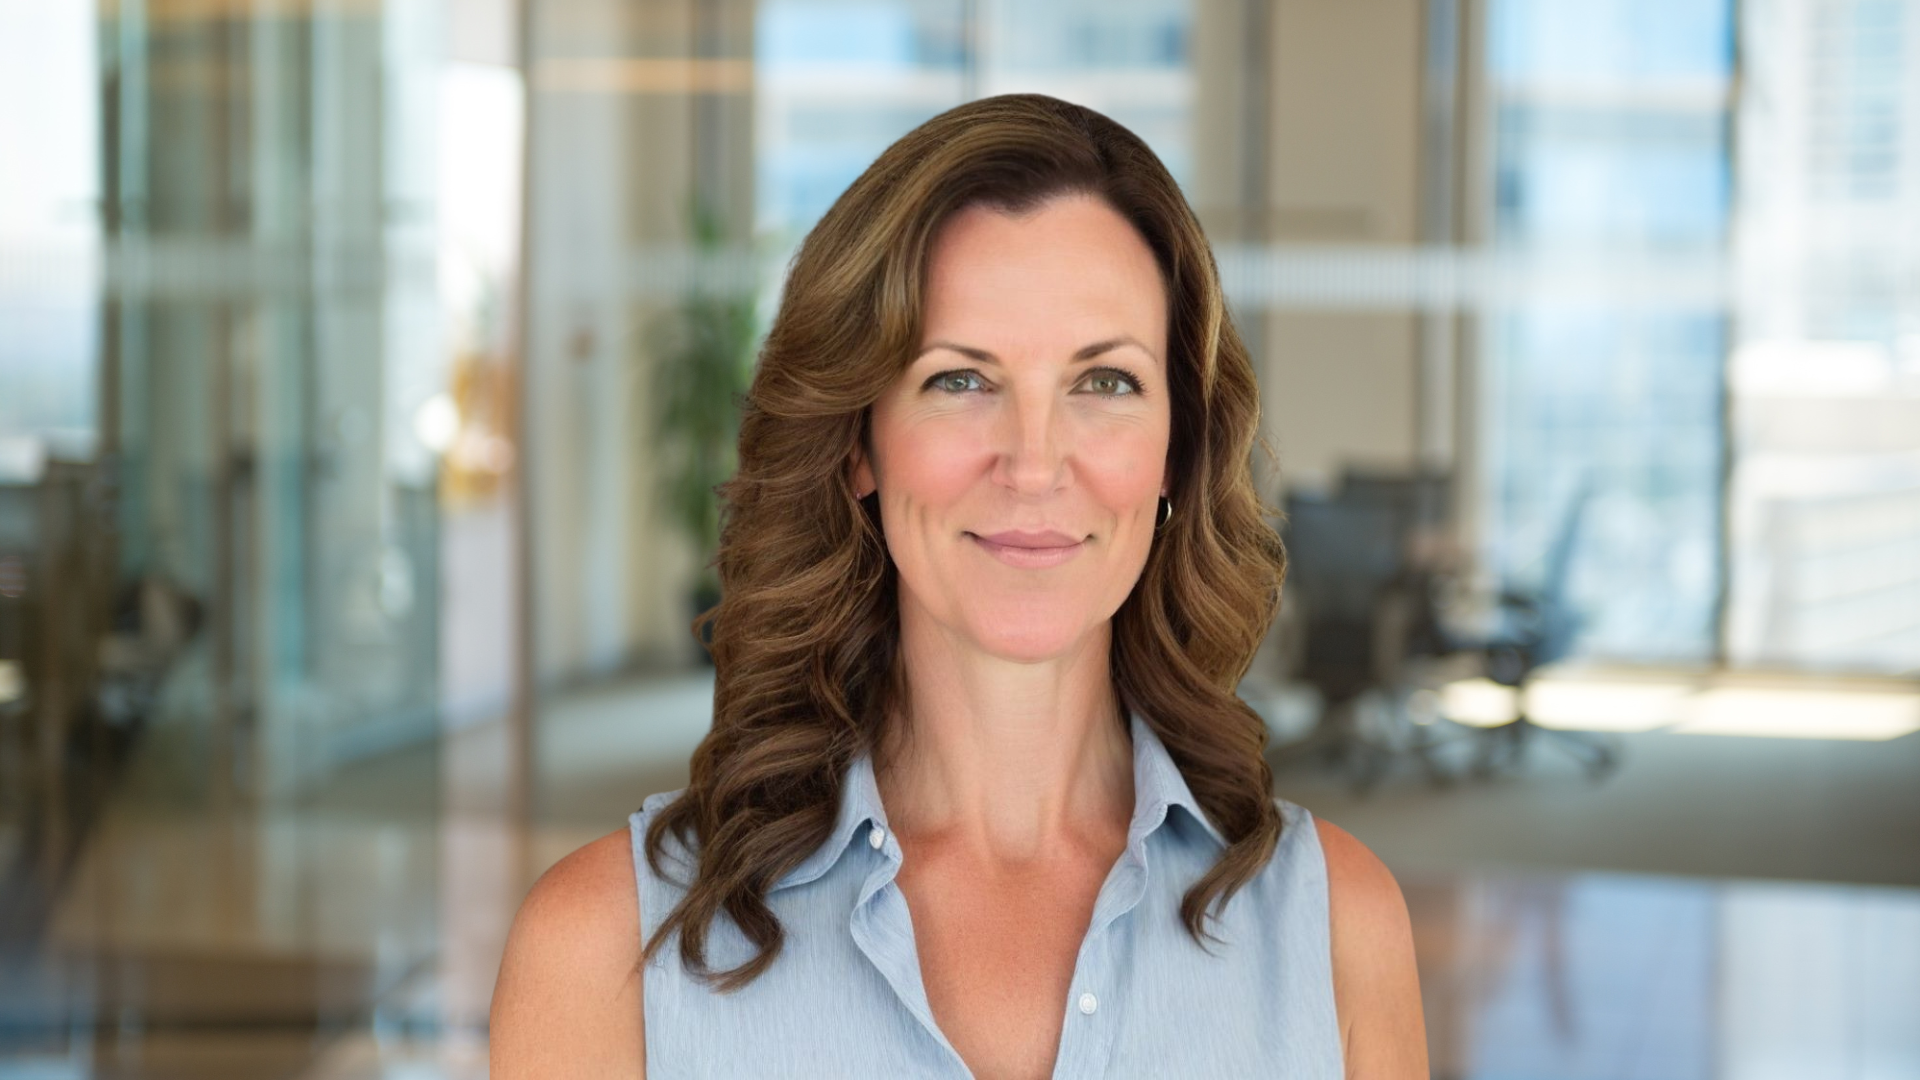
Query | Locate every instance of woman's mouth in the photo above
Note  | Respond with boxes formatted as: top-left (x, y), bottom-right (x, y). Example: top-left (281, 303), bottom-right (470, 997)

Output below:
top-left (966, 531), bottom-right (1086, 568)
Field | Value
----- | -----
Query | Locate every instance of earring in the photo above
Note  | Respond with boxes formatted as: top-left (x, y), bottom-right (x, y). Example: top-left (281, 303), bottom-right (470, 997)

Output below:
top-left (1156, 495), bottom-right (1171, 528)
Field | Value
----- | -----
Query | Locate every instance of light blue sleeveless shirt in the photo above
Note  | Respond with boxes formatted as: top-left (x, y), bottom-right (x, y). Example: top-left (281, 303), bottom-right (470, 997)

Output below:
top-left (628, 712), bottom-right (1344, 1078)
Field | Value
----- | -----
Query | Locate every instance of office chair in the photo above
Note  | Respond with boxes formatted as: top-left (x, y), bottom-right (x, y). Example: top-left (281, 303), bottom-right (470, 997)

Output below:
top-left (1273, 481), bottom-right (1459, 795)
top-left (1441, 478), bottom-right (1620, 782)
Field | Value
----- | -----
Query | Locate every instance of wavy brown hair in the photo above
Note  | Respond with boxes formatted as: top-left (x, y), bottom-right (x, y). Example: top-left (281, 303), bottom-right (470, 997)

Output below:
top-left (640, 93), bottom-right (1288, 992)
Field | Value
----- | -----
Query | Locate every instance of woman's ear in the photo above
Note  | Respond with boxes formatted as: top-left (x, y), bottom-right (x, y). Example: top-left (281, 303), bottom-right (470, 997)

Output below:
top-left (850, 446), bottom-right (876, 497)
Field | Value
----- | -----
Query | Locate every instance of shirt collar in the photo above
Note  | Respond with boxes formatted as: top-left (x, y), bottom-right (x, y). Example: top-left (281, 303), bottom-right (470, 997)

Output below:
top-left (771, 709), bottom-right (1226, 892)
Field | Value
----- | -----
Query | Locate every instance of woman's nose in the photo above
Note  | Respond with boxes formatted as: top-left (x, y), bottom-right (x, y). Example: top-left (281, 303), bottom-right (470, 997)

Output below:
top-left (994, 391), bottom-right (1068, 496)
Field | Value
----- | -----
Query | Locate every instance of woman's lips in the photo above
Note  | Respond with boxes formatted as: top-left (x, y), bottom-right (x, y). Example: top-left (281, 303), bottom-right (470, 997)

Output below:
top-left (967, 531), bottom-right (1086, 568)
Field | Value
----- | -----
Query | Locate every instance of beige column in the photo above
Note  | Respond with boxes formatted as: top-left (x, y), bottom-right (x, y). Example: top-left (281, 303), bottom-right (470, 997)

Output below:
top-left (1262, 0), bottom-right (1426, 492)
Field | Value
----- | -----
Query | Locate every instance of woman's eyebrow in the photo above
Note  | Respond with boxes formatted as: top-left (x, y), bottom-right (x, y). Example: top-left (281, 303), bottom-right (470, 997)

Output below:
top-left (915, 335), bottom-right (1160, 365)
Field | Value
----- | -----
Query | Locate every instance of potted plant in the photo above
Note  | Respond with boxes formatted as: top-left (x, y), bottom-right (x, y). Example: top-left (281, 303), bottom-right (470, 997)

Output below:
top-left (645, 200), bottom-right (759, 663)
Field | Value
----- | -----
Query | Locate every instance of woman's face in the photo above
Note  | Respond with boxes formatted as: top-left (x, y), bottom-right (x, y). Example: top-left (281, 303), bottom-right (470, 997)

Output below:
top-left (851, 193), bottom-right (1172, 662)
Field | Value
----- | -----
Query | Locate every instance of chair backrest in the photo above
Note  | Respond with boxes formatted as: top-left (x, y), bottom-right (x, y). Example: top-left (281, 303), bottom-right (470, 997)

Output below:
top-left (1338, 466), bottom-right (1452, 531)
top-left (1280, 485), bottom-right (1417, 703)
top-left (1280, 492), bottom-right (1410, 621)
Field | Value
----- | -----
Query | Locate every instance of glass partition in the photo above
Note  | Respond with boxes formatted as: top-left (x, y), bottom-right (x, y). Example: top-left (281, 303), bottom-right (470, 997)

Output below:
top-left (1, 0), bottom-right (483, 1072)
top-left (1477, 0), bottom-right (1734, 664)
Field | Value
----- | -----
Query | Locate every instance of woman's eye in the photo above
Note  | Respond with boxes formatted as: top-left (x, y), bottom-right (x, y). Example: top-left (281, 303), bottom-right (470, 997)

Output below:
top-left (930, 370), bottom-right (985, 394)
top-left (924, 368), bottom-right (1142, 396)
top-left (1082, 369), bottom-right (1141, 396)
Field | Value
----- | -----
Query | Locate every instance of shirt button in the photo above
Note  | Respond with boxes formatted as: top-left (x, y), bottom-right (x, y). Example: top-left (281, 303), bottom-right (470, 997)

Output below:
top-left (1078, 992), bottom-right (1098, 1015)
top-left (869, 825), bottom-right (886, 849)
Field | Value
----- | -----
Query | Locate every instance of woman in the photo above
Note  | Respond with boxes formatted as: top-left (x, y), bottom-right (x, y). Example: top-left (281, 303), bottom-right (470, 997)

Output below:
top-left (491, 94), bottom-right (1426, 1078)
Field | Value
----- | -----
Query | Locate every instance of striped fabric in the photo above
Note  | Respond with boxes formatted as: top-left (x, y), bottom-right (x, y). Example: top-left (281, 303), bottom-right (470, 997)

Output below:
top-left (629, 711), bottom-right (1344, 1078)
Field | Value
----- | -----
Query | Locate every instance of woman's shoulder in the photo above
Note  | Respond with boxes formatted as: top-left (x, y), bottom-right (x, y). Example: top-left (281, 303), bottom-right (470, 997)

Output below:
top-left (489, 827), bottom-right (646, 1076)
top-left (1307, 812), bottom-right (1406, 934)
top-left (1298, 809), bottom-right (1429, 1078)
top-left (1267, 795), bottom-right (1400, 897)
top-left (516, 826), bottom-right (643, 933)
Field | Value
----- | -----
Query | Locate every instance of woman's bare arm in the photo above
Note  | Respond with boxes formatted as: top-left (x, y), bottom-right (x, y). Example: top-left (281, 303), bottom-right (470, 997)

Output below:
top-left (1316, 818), bottom-right (1429, 1079)
top-left (490, 828), bottom-right (647, 1078)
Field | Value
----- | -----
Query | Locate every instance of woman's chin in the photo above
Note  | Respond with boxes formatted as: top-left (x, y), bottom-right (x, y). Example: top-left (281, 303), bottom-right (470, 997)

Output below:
top-left (960, 611), bottom-right (1100, 664)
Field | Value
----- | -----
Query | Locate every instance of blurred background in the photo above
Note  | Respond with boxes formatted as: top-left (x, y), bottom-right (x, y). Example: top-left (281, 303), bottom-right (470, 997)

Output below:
top-left (2, 0), bottom-right (1918, 1076)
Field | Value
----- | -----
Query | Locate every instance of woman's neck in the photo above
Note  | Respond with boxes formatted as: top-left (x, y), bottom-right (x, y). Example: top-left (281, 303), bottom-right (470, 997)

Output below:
top-left (873, 610), bottom-right (1135, 866)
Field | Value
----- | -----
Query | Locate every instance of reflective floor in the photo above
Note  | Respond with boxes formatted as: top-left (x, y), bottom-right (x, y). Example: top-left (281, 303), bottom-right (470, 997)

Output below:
top-left (3, 670), bottom-right (1919, 1079)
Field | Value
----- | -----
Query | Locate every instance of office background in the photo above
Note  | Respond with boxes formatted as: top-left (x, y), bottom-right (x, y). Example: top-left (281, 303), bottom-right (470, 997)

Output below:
top-left (1, 0), bottom-right (1917, 1076)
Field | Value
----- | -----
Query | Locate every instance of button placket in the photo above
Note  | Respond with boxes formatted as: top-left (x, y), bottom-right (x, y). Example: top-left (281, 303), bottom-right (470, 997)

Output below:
top-left (1050, 916), bottom-right (1123, 1080)
top-left (849, 821), bottom-right (972, 1078)
top-left (1061, 842), bottom-right (1154, 1080)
